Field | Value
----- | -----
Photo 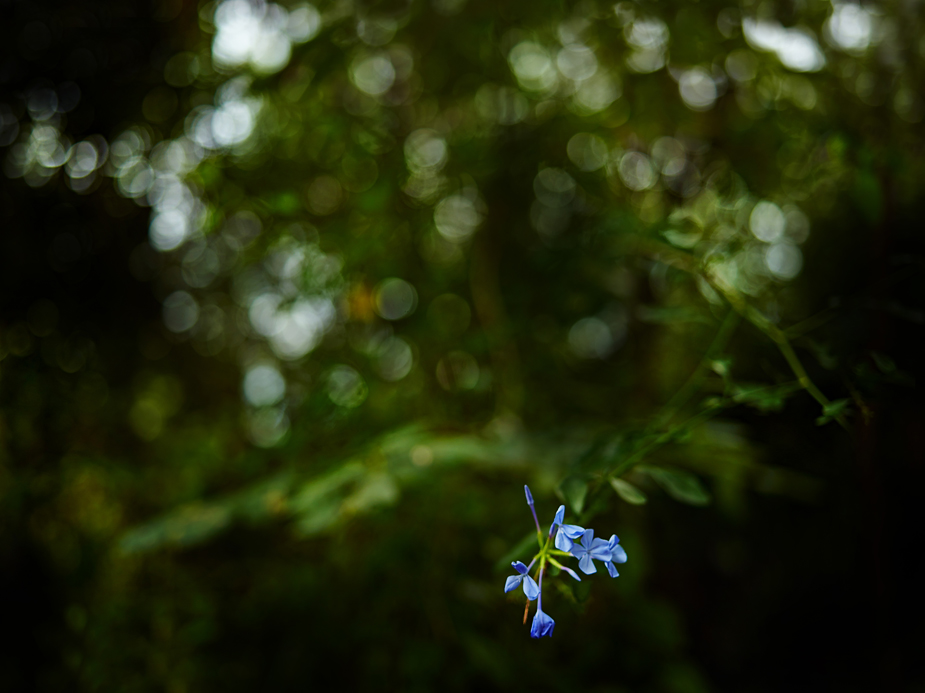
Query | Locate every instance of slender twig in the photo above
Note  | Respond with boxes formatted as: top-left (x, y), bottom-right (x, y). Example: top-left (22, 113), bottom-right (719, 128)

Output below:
top-left (652, 308), bottom-right (739, 430)
top-left (628, 237), bottom-right (849, 430)
top-left (579, 378), bottom-right (805, 525)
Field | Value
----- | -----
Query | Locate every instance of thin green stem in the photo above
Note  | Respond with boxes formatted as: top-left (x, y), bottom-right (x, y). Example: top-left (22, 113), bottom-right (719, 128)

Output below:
top-left (578, 397), bottom-right (731, 525)
top-left (627, 237), bottom-right (849, 431)
top-left (652, 309), bottom-right (739, 429)
top-left (611, 400), bottom-right (727, 479)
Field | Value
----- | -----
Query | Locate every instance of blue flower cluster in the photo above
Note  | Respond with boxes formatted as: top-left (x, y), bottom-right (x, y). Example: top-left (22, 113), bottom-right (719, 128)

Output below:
top-left (504, 485), bottom-right (627, 639)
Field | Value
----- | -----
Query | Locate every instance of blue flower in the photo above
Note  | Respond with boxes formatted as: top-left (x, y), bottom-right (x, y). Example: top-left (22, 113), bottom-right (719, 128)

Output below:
top-left (504, 560), bottom-right (539, 600)
top-left (548, 503), bottom-right (586, 551)
top-left (603, 534), bottom-right (628, 578)
top-left (530, 570), bottom-right (555, 638)
top-left (506, 485), bottom-right (627, 639)
top-left (554, 561), bottom-right (582, 583)
top-left (548, 505), bottom-right (564, 536)
top-left (569, 528), bottom-right (613, 575)
top-left (554, 522), bottom-right (587, 552)
top-left (530, 607), bottom-right (555, 638)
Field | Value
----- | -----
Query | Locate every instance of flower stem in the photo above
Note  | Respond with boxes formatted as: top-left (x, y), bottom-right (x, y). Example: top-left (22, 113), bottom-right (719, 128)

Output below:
top-left (529, 504), bottom-right (543, 547)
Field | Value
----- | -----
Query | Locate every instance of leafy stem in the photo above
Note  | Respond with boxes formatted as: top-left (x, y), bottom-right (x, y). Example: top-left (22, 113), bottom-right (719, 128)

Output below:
top-left (629, 236), bottom-right (849, 430)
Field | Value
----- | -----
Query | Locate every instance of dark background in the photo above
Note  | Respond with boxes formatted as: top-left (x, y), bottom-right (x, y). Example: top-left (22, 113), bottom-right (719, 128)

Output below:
top-left (2, 0), bottom-right (924, 690)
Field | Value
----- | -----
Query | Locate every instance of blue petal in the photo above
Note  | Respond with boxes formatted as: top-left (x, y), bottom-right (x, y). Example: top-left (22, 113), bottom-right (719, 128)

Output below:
top-left (560, 524), bottom-right (585, 539)
top-left (530, 609), bottom-right (555, 638)
top-left (549, 505), bottom-right (565, 535)
top-left (554, 528), bottom-right (574, 552)
top-left (578, 553), bottom-right (597, 575)
top-left (590, 537), bottom-right (610, 559)
top-left (580, 528), bottom-right (595, 549)
top-left (524, 485), bottom-right (534, 506)
top-left (512, 561), bottom-right (528, 575)
top-left (522, 575), bottom-right (539, 601)
top-left (607, 534), bottom-right (620, 550)
top-left (504, 574), bottom-right (524, 593)
top-left (569, 542), bottom-right (587, 558)
top-left (605, 561), bottom-right (620, 578)
top-left (610, 545), bottom-right (628, 564)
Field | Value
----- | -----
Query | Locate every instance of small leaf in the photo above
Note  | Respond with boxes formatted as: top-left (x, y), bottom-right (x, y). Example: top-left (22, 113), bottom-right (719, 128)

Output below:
top-left (342, 472), bottom-right (399, 514)
top-left (643, 466), bottom-right (711, 506)
top-left (292, 498), bottom-right (341, 537)
top-left (609, 477), bottom-right (647, 505)
top-left (732, 382), bottom-right (800, 412)
top-left (119, 503), bottom-right (231, 553)
top-left (816, 398), bottom-right (851, 426)
top-left (288, 462), bottom-right (364, 513)
top-left (871, 352), bottom-right (896, 374)
top-left (559, 475), bottom-right (589, 514)
top-left (662, 228), bottom-right (702, 249)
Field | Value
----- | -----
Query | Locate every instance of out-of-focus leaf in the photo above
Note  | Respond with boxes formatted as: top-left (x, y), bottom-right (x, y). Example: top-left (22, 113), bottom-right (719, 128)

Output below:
top-left (289, 462), bottom-right (367, 536)
top-left (573, 432), bottom-right (623, 474)
top-left (816, 398), bottom-right (851, 426)
top-left (636, 305), bottom-right (711, 325)
top-left (119, 503), bottom-right (232, 553)
top-left (342, 471), bottom-right (399, 514)
top-left (292, 498), bottom-right (342, 537)
top-left (642, 466), bottom-right (711, 506)
top-left (868, 352), bottom-right (915, 386)
top-left (288, 462), bottom-right (365, 514)
top-left (662, 229), bottom-right (702, 249)
top-left (610, 477), bottom-right (648, 505)
top-left (871, 351), bottom-right (896, 374)
top-left (732, 382), bottom-right (800, 412)
top-left (229, 471), bottom-right (294, 522)
top-left (560, 475), bottom-right (589, 514)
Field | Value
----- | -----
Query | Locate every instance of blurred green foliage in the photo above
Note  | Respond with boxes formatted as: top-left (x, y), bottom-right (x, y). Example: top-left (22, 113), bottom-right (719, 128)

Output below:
top-left (1, 0), bottom-right (924, 689)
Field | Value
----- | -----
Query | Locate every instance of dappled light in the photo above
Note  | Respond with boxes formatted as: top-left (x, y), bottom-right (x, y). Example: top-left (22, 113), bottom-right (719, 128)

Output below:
top-left (1, 0), bottom-right (923, 689)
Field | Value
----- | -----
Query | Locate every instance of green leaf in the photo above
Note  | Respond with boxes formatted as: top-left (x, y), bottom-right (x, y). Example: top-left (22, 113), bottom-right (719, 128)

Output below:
top-left (710, 358), bottom-right (732, 378)
top-left (732, 382), bottom-right (800, 412)
top-left (341, 471), bottom-right (399, 514)
top-left (263, 191), bottom-right (302, 215)
top-left (871, 351), bottom-right (896, 374)
top-left (643, 466), bottom-right (711, 506)
top-left (816, 398), bottom-right (851, 426)
top-left (292, 498), bottom-right (342, 537)
top-left (662, 228), bottom-right (703, 249)
top-left (609, 477), bottom-right (647, 505)
top-left (559, 475), bottom-right (589, 514)
top-left (119, 503), bottom-right (231, 553)
top-left (288, 462), bottom-right (365, 514)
